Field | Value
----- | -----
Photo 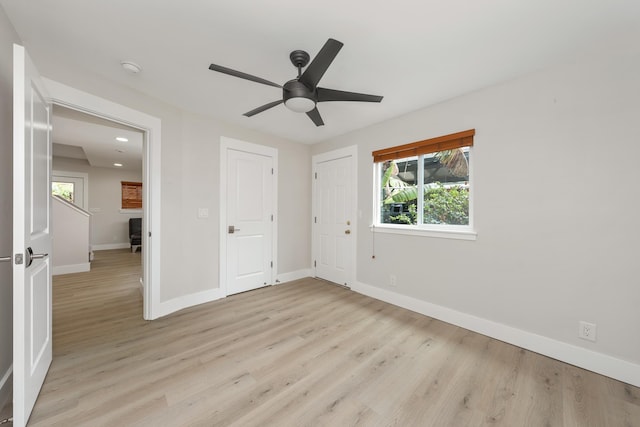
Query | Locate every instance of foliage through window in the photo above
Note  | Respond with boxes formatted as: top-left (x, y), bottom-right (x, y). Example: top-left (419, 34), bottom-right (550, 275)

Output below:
top-left (52, 181), bottom-right (74, 204)
top-left (121, 181), bottom-right (142, 209)
top-left (373, 130), bottom-right (474, 229)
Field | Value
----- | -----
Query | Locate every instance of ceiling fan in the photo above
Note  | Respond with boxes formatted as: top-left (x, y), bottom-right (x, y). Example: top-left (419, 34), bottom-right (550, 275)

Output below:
top-left (208, 38), bottom-right (383, 126)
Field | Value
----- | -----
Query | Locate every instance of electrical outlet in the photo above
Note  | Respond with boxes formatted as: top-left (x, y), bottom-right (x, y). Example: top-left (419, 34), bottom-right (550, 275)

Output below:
top-left (578, 321), bottom-right (597, 342)
top-left (389, 274), bottom-right (397, 287)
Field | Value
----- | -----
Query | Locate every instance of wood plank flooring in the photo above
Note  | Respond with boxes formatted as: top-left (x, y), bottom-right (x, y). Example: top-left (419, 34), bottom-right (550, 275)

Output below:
top-left (26, 249), bottom-right (640, 426)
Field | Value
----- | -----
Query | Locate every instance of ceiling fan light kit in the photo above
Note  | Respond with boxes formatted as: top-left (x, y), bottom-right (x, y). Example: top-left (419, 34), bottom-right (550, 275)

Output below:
top-left (208, 38), bottom-right (383, 126)
top-left (284, 96), bottom-right (316, 113)
top-left (283, 80), bottom-right (316, 112)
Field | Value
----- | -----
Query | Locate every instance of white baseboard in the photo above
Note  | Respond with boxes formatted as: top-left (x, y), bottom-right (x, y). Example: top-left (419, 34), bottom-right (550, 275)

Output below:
top-left (0, 366), bottom-right (11, 412)
top-left (53, 263), bottom-right (90, 276)
top-left (155, 268), bottom-right (313, 318)
top-left (276, 269), bottom-right (312, 284)
top-left (155, 270), bottom-right (312, 318)
top-left (157, 288), bottom-right (224, 318)
top-left (92, 243), bottom-right (130, 251)
top-left (353, 281), bottom-right (640, 388)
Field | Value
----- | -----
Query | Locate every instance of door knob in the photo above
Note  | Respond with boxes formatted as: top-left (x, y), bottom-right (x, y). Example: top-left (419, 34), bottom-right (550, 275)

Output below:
top-left (26, 247), bottom-right (48, 268)
top-left (228, 225), bottom-right (241, 234)
top-left (345, 229), bottom-right (351, 234)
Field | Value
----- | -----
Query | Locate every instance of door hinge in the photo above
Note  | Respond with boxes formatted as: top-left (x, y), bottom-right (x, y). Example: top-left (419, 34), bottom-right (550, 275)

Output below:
top-left (271, 214), bottom-right (274, 221)
top-left (314, 216), bottom-right (317, 223)
top-left (315, 172), bottom-right (317, 179)
top-left (270, 261), bottom-right (273, 268)
top-left (314, 260), bottom-right (316, 267)
top-left (148, 231), bottom-right (152, 237)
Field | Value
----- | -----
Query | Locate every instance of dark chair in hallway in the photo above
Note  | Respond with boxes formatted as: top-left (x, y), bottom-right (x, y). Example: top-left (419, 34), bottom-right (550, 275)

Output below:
top-left (129, 218), bottom-right (142, 253)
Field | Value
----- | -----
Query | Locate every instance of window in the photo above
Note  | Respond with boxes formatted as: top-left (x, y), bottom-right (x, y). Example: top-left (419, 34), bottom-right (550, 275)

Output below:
top-left (121, 181), bottom-right (142, 209)
top-left (52, 181), bottom-right (75, 204)
top-left (373, 129), bottom-right (475, 236)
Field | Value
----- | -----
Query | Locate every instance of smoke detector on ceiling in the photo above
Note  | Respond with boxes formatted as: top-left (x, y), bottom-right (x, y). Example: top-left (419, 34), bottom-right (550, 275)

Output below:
top-left (120, 61), bottom-right (142, 74)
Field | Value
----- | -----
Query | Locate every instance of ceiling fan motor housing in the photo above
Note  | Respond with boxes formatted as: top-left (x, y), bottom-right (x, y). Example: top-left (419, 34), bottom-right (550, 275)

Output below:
top-left (283, 79), bottom-right (316, 112)
top-left (284, 79), bottom-right (315, 101)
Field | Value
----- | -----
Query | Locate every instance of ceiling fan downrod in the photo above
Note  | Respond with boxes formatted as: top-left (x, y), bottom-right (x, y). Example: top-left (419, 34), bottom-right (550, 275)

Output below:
top-left (289, 50), bottom-right (310, 78)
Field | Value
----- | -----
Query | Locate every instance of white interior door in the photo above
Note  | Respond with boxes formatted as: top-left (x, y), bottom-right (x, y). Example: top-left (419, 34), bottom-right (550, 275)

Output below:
top-left (224, 144), bottom-right (275, 295)
top-left (313, 148), bottom-right (356, 287)
top-left (12, 44), bottom-right (53, 427)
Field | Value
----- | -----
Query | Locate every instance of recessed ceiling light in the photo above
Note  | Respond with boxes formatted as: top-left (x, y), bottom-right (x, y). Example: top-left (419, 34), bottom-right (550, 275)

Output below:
top-left (114, 163), bottom-right (123, 167)
top-left (120, 61), bottom-right (142, 74)
top-left (115, 137), bottom-right (129, 142)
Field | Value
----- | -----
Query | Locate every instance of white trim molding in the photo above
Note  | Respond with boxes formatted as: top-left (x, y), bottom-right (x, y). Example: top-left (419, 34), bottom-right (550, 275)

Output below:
top-left (276, 269), bottom-right (312, 285)
top-left (53, 263), bottom-right (90, 276)
top-left (157, 271), bottom-right (311, 318)
top-left (91, 243), bottom-right (131, 251)
top-left (156, 288), bottom-right (224, 319)
top-left (353, 280), bottom-right (640, 388)
top-left (371, 224), bottom-right (477, 241)
top-left (120, 209), bottom-right (142, 215)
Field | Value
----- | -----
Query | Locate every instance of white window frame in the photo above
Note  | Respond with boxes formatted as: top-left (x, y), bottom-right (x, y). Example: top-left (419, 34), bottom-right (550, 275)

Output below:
top-left (52, 170), bottom-right (89, 210)
top-left (372, 149), bottom-right (477, 241)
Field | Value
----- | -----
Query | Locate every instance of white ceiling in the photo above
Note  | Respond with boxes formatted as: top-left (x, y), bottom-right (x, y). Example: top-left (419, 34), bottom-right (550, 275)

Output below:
top-left (2, 0), bottom-right (640, 144)
top-left (52, 106), bottom-right (143, 171)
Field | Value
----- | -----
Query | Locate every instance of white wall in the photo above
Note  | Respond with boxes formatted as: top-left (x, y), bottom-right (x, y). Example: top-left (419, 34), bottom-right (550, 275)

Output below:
top-left (52, 157), bottom-right (142, 249)
top-left (312, 40), bottom-right (640, 385)
top-left (37, 66), bottom-right (311, 304)
top-left (52, 197), bottom-right (90, 275)
top-left (0, 5), bottom-right (20, 412)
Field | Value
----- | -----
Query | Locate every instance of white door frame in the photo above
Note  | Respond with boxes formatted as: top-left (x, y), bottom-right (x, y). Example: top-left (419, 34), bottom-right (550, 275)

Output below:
top-left (312, 145), bottom-right (357, 287)
top-left (219, 136), bottom-right (278, 296)
top-left (43, 78), bottom-right (162, 320)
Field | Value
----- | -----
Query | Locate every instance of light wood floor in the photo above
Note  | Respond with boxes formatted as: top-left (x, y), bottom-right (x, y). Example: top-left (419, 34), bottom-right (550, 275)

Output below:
top-left (27, 249), bottom-right (639, 426)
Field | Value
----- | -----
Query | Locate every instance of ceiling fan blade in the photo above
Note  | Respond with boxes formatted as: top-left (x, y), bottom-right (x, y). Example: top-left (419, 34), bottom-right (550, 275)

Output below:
top-left (243, 100), bottom-right (283, 117)
top-left (209, 64), bottom-right (282, 88)
top-left (306, 107), bottom-right (324, 126)
top-left (299, 39), bottom-right (343, 89)
top-left (317, 87), bottom-right (383, 103)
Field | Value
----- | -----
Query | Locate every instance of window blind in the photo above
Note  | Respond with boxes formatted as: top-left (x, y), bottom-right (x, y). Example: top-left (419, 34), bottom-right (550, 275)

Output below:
top-left (121, 181), bottom-right (142, 209)
top-left (372, 129), bottom-right (475, 163)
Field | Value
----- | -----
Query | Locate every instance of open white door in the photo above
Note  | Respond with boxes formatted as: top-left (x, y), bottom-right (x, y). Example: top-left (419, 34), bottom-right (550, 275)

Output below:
top-left (13, 44), bottom-right (53, 427)
top-left (312, 146), bottom-right (356, 287)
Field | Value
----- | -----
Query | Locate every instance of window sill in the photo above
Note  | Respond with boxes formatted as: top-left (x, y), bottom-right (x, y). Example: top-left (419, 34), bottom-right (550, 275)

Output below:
top-left (370, 224), bottom-right (477, 241)
top-left (120, 209), bottom-right (142, 214)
